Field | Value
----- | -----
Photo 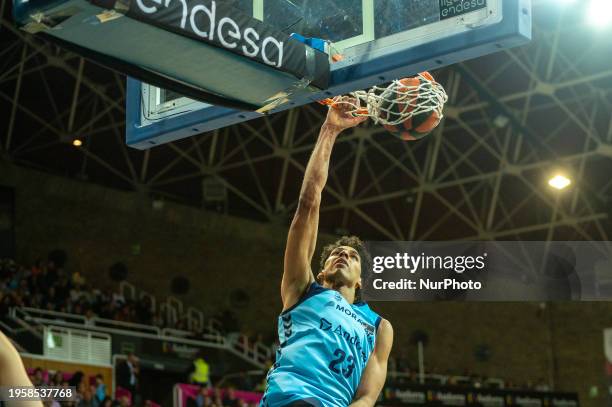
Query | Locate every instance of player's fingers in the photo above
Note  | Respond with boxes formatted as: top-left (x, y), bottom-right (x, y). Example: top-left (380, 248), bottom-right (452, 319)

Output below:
top-left (333, 96), bottom-right (359, 110)
top-left (352, 115), bottom-right (369, 124)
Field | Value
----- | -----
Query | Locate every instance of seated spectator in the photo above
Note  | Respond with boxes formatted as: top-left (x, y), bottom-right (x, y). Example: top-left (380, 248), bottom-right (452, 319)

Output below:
top-left (152, 311), bottom-right (165, 328)
top-left (78, 389), bottom-right (96, 407)
top-left (213, 388), bottom-right (223, 407)
top-left (55, 275), bottom-right (71, 301)
top-left (100, 397), bottom-right (113, 407)
top-left (31, 367), bottom-right (46, 386)
top-left (74, 303), bottom-right (84, 316)
top-left (175, 317), bottom-right (188, 331)
top-left (195, 387), bottom-right (213, 407)
top-left (70, 285), bottom-right (86, 304)
top-left (114, 395), bottom-right (130, 407)
top-left (72, 271), bottom-right (86, 288)
top-left (114, 305), bottom-right (131, 322)
top-left (85, 309), bottom-right (97, 326)
top-left (112, 292), bottom-right (125, 308)
top-left (43, 260), bottom-right (59, 287)
top-left (50, 370), bottom-right (64, 386)
top-left (43, 286), bottom-right (59, 311)
top-left (222, 388), bottom-right (240, 407)
top-left (31, 258), bottom-right (44, 276)
top-left (135, 297), bottom-right (153, 325)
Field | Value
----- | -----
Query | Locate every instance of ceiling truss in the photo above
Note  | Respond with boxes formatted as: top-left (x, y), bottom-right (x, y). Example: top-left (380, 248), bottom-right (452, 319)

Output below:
top-left (0, 1), bottom-right (610, 241)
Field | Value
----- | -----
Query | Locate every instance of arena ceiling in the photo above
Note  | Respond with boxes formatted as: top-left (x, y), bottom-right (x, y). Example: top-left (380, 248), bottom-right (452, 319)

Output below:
top-left (0, 1), bottom-right (611, 241)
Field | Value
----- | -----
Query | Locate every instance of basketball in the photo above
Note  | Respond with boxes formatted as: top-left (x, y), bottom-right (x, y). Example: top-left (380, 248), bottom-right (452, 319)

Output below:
top-left (380, 72), bottom-right (443, 141)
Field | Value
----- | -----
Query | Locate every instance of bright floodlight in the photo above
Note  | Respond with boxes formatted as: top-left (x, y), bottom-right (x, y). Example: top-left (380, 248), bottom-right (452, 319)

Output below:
top-left (548, 175), bottom-right (571, 190)
top-left (72, 139), bottom-right (83, 147)
top-left (587, 0), bottom-right (612, 27)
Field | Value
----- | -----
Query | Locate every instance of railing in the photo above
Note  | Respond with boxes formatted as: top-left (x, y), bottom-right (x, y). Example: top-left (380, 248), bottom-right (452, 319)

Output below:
top-left (117, 281), bottom-right (272, 362)
top-left (0, 320), bottom-right (28, 352)
top-left (232, 336), bottom-right (273, 364)
top-left (12, 307), bottom-right (227, 348)
top-left (119, 282), bottom-right (220, 337)
top-left (0, 319), bottom-right (15, 334)
top-left (9, 311), bottom-right (44, 340)
top-left (161, 328), bottom-right (224, 344)
top-left (186, 307), bottom-right (203, 332)
top-left (13, 307), bottom-right (161, 336)
top-left (11, 307), bottom-right (267, 367)
top-left (168, 296), bottom-right (184, 325)
top-left (91, 317), bottom-right (160, 336)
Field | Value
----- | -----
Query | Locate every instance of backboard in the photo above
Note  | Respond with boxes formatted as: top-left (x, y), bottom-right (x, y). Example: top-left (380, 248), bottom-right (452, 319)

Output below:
top-left (126, 0), bottom-right (531, 149)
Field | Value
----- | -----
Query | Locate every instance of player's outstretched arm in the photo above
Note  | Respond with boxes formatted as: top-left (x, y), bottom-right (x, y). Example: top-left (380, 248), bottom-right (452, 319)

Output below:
top-left (0, 330), bottom-right (44, 407)
top-left (282, 100), bottom-right (367, 311)
top-left (349, 319), bottom-right (394, 407)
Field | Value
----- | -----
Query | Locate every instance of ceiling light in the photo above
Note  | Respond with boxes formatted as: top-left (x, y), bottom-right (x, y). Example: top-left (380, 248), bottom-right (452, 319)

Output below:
top-left (548, 175), bottom-right (571, 190)
top-left (587, 0), bottom-right (612, 28)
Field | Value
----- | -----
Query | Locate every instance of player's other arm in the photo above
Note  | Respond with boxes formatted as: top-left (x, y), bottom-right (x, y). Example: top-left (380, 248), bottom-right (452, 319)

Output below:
top-left (0, 330), bottom-right (44, 407)
top-left (349, 319), bottom-right (394, 407)
top-left (281, 100), bottom-right (367, 310)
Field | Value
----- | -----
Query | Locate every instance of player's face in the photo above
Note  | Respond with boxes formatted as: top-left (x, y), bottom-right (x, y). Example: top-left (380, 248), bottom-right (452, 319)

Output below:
top-left (322, 245), bottom-right (362, 286)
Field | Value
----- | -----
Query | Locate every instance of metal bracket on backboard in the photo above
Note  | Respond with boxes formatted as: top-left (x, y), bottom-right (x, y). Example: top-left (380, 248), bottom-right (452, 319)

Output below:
top-left (467, 0), bottom-right (503, 28)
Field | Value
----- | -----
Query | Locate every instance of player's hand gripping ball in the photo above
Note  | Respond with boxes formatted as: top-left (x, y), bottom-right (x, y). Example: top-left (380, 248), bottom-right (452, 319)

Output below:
top-left (380, 72), bottom-right (443, 141)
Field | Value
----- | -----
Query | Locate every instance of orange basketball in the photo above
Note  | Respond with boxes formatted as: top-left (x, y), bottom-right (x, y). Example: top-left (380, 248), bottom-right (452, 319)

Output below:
top-left (380, 72), bottom-right (442, 141)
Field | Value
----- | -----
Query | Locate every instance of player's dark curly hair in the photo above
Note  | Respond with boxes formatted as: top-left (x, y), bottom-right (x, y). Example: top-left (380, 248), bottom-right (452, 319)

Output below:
top-left (318, 236), bottom-right (372, 303)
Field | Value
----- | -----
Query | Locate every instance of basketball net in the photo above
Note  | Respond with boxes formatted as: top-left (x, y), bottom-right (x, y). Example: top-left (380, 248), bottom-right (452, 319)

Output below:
top-left (320, 72), bottom-right (448, 126)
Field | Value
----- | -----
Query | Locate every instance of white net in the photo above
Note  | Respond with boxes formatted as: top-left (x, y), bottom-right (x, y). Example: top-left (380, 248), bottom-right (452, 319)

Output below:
top-left (329, 72), bottom-right (448, 126)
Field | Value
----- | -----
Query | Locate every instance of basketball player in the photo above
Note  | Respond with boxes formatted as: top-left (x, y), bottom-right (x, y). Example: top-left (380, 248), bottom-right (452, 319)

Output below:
top-left (0, 330), bottom-right (43, 406)
top-left (262, 100), bottom-right (393, 407)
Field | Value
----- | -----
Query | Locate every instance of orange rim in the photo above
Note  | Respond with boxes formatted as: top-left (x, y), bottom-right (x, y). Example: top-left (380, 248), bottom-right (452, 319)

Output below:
top-left (317, 98), bottom-right (368, 115)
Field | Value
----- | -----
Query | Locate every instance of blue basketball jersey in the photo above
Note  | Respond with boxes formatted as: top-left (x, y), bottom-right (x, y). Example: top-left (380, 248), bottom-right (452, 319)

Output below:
top-left (262, 282), bottom-right (382, 407)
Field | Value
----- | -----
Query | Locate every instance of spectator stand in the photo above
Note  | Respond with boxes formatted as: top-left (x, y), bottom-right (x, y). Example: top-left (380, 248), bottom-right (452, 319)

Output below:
top-left (119, 281), bottom-right (211, 336)
top-left (10, 306), bottom-right (270, 367)
top-left (118, 281), bottom-right (273, 364)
